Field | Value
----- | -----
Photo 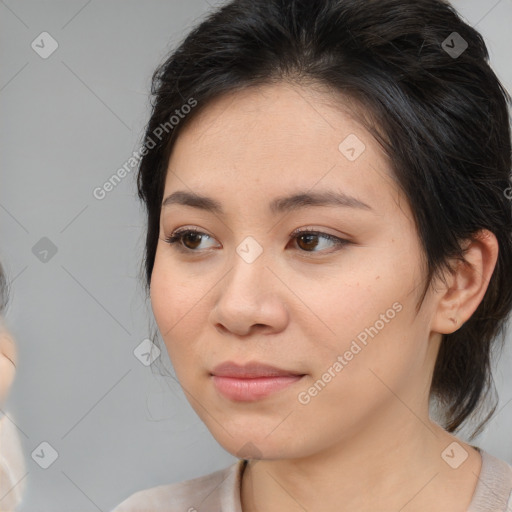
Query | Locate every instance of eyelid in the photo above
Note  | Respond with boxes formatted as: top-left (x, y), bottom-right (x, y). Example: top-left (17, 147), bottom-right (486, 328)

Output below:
top-left (289, 226), bottom-right (349, 239)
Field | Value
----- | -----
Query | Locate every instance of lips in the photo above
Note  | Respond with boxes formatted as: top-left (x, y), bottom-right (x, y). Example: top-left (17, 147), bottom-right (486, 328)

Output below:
top-left (211, 361), bottom-right (304, 378)
top-left (210, 361), bottom-right (305, 401)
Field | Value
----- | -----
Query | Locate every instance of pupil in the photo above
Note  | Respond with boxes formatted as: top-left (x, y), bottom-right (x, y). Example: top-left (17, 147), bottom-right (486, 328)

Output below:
top-left (185, 233), bottom-right (202, 249)
top-left (300, 234), bottom-right (318, 250)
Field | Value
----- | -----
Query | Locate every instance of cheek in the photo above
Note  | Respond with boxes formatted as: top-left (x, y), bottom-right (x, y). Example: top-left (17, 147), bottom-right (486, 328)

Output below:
top-left (150, 249), bottom-right (195, 328)
top-left (313, 269), bottom-right (413, 349)
top-left (295, 305), bottom-right (424, 439)
top-left (149, 251), bottom-right (211, 363)
top-left (321, 296), bottom-right (428, 416)
top-left (309, 258), bottom-right (425, 383)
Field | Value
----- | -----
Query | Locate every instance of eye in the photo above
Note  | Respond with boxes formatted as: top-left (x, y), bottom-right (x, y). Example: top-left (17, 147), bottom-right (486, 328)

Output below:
top-left (164, 228), bottom-right (218, 252)
top-left (289, 228), bottom-right (349, 253)
top-left (163, 227), bottom-right (349, 254)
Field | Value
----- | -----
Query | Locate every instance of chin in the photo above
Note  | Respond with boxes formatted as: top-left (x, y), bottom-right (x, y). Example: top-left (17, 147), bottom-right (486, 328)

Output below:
top-left (202, 420), bottom-right (305, 461)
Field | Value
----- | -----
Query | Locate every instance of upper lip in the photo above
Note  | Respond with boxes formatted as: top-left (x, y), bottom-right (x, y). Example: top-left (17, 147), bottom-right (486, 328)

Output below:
top-left (211, 361), bottom-right (304, 378)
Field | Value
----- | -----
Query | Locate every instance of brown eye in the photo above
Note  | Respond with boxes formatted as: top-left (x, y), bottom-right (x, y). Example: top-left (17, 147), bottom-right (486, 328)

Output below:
top-left (290, 229), bottom-right (349, 253)
top-left (296, 233), bottom-right (321, 251)
top-left (181, 232), bottom-right (203, 250)
top-left (164, 229), bottom-right (218, 252)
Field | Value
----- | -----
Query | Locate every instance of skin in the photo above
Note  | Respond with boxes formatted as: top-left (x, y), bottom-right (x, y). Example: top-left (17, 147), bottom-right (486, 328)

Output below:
top-left (150, 82), bottom-right (498, 511)
top-left (0, 323), bottom-right (17, 406)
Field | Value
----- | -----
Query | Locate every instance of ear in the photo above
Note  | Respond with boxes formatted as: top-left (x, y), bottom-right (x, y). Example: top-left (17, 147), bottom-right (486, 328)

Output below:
top-left (430, 229), bottom-right (499, 335)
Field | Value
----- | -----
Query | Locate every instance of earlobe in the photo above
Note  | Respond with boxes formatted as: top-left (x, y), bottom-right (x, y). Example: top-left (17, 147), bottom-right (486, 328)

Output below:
top-left (431, 229), bottom-right (498, 335)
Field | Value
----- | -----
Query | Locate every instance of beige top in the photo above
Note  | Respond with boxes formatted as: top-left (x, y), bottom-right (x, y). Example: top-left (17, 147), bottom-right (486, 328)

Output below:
top-left (0, 412), bottom-right (26, 511)
top-left (111, 446), bottom-right (512, 512)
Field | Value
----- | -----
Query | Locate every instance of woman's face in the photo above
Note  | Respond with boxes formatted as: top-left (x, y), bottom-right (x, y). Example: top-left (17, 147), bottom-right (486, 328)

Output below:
top-left (150, 82), bottom-right (443, 459)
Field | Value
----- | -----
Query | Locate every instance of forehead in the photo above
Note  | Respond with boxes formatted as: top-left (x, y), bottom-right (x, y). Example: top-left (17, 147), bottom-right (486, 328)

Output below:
top-left (164, 82), bottom-right (401, 214)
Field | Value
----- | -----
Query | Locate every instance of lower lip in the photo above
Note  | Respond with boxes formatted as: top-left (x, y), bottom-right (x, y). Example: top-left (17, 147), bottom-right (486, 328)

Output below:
top-left (211, 375), bottom-right (304, 402)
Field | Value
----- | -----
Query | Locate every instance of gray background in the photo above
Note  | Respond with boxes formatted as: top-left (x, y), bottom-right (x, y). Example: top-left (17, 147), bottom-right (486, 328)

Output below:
top-left (1, 1), bottom-right (511, 510)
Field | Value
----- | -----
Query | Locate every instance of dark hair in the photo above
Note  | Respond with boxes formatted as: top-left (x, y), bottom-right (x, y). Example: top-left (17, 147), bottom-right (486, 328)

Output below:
top-left (136, 0), bottom-right (512, 437)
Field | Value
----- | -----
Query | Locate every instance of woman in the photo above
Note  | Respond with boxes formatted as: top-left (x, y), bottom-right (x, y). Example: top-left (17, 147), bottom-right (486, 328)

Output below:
top-left (0, 263), bottom-right (25, 510)
top-left (112, 0), bottom-right (512, 510)
top-left (0, 265), bottom-right (16, 406)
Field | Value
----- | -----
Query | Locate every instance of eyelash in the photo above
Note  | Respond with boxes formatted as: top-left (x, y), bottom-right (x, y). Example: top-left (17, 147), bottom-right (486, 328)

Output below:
top-left (163, 227), bottom-right (349, 255)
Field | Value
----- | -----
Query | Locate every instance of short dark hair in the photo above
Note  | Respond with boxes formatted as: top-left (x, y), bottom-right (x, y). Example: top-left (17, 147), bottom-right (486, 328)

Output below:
top-left (136, 0), bottom-right (512, 437)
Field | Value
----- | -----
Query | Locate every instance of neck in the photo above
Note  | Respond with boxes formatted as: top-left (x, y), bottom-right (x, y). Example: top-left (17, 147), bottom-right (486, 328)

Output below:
top-left (240, 414), bottom-right (481, 512)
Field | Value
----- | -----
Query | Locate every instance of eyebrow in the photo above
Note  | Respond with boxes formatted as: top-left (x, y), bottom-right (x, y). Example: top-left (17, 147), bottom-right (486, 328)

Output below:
top-left (161, 190), bottom-right (373, 215)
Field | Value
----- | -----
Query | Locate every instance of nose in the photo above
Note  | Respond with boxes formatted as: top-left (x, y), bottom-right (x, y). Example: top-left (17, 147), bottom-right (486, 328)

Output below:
top-left (210, 246), bottom-right (289, 337)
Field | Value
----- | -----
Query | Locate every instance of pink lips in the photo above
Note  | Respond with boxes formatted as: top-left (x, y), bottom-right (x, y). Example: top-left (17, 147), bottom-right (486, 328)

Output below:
top-left (210, 361), bottom-right (305, 402)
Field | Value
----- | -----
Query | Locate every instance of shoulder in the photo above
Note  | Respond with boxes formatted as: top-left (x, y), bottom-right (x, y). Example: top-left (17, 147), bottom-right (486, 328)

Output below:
top-left (0, 412), bottom-right (26, 510)
top-left (468, 447), bottom-right (512, 512)
top-left (110, 459), bottom-right (246, 512)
